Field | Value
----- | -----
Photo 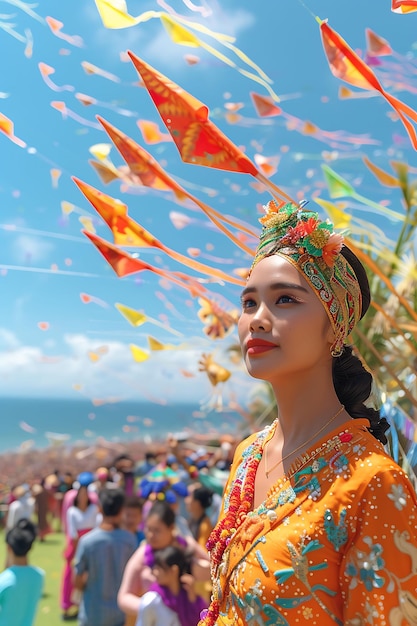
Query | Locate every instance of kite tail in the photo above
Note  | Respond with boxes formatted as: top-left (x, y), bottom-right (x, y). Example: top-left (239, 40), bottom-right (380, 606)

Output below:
top-left (383, 91), bottom-right (417, 149)
top-left (166, 248), bottom-right (246, 286)
top-left (255, 171), bottom-right (296, 204)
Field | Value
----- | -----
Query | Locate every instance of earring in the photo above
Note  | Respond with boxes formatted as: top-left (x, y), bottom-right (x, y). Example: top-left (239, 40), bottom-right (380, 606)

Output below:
top-left (330, 339), bottom-right (345, 358)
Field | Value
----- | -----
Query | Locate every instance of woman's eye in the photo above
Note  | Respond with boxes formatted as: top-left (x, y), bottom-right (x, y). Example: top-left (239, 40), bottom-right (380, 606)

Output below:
top-left (241, 298), bottom-right (256, 309)
top-left (277, 295), bottom-right (296, 304)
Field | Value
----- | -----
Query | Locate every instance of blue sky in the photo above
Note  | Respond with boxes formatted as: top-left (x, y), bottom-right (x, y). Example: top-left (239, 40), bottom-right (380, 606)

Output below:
top-left (0, 0), bottom-right (416, 405)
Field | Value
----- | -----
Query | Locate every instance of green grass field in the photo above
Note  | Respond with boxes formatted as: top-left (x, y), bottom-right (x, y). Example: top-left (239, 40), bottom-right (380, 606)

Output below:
top-left (0, 528), bottom-right (65, 626)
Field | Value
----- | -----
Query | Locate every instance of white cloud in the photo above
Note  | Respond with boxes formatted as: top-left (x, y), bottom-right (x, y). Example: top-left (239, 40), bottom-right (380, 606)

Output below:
top-left (0, 332), bottom-right (256, 405)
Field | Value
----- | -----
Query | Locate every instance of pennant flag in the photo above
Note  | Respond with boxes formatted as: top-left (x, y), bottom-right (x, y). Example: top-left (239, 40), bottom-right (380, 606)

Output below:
top-left (362, 157), bottom-right (400, 187)
top-left (115, 303), bottom-right (183, 337)
top-left (116, 303), bottom-right (147, 327)
top-left (0, 113), bottom-right (26, 148)
top-left (137, 119), bottom-right (171, 144)
top-left (365, 28), bottom-right (392, 57)
top-left (129, 344), bottom-right (150, 362)
top-left (147, 336), bottom-right (174, 350)
top-left (251, 92), bottom-right (282, 117)
top-left (321, 164), bottom-right (405, 221)
top-left (89, 160), bottom-right (121, 184)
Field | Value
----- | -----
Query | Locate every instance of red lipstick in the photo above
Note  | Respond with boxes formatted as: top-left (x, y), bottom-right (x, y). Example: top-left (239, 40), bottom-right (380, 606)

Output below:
top-left (246, 338), bottom-right (278, 355)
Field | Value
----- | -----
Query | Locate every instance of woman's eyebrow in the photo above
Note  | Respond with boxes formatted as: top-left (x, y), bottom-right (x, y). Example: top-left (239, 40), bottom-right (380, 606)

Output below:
top-left (240, 281), bottom-right (309, 298)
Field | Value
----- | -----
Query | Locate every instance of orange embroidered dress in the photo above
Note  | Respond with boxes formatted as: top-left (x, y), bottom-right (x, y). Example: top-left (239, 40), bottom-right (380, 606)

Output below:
top-left (202, 418), bottom-right (417, 625)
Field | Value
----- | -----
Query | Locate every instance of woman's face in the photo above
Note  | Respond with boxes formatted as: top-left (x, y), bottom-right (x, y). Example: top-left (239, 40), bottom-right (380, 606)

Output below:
top-left (185, 488), bottom-right (203, 519)
top-left (145, 514), bottom-right (174, 550)
top-left (76, 486), bottom-right (89, 509)
top-left (238, 255), bottom-right (334, 385)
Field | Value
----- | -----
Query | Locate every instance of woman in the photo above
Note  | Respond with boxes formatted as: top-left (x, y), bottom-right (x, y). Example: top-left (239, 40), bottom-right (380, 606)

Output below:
top-left (118, 500), bottom-right (210, 625)
top-left (185, 485), bottom-right (213, 549)
top-left (60, 484), bottom-right (99, 620)
top-left (199, 200), bottom-right (417, 625)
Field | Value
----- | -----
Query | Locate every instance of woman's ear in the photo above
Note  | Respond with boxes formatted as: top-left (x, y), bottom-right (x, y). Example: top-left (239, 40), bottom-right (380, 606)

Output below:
top-left (324, 318), bottom-right (336, 349)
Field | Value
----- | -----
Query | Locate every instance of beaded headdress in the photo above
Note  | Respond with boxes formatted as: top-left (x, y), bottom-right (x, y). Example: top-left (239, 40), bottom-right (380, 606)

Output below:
top-left (251, 200), bottom-right (362, 356)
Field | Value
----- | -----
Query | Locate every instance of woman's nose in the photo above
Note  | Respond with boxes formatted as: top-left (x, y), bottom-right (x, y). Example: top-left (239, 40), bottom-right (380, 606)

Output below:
top-left (249, 304), bottom-right (271, 332)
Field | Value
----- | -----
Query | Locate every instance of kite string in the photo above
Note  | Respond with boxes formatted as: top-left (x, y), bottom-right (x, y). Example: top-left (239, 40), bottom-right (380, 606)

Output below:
top-left (294, 0), bottom-right (317, 20)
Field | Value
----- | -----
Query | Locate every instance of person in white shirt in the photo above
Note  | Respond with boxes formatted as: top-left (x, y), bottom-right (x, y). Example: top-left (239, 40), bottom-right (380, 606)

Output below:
top-left (6, 486), bottom-right (34, 532)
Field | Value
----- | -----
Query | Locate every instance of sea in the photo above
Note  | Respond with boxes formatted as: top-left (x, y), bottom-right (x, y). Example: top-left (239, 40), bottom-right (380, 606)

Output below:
top-left (0, 396), bottom-right (245, 453)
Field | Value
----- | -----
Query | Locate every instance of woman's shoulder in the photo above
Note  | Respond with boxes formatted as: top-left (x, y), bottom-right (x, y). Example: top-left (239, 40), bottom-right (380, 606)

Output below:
top-left (340, 422), bottom-right (417, 499)
top-left (354, 444), bottom-right (414, 486)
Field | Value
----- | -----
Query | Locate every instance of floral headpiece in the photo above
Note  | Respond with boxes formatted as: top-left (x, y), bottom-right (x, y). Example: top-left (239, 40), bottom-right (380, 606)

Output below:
top-left (251, 200), bottom-right (362, 356)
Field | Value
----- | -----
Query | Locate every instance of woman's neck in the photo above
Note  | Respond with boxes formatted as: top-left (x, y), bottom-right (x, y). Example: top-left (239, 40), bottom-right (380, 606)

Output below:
top-left (271, 369), bottom-right (347, 444)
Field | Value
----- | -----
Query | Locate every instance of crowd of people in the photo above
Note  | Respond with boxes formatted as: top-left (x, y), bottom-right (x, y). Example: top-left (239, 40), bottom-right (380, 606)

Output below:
top-left (0, 441), bottom-right (234, 626)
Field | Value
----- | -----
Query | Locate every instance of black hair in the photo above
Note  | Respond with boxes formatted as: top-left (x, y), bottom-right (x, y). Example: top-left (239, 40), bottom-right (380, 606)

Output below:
top-left (124, 495), bottom-right (144, 511)
top-left (333, 247), bottom-right (389, 445)
top-left (147, 500), bottom-right (176, 528)
top-left (74, 485), bottom-right (92, 509)
top-left (153, 545), bottom-right (192, 577)
top-left (6, 519), bottom-right (37, 557)
top-left (192, 486), bottom-right (213, 510)
top-left (113, 454), bottom-right (133, 465)
top-left (99, 488), bottom-right (125, 516)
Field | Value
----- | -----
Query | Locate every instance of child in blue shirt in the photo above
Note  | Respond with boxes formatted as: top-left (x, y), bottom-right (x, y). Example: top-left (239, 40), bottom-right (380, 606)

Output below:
top-left (0, 518), bottom-right (45, 626)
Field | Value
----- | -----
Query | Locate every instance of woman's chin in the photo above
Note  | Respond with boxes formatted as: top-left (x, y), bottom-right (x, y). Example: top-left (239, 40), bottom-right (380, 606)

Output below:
top-left (245, 361), bottom-right (274, 381)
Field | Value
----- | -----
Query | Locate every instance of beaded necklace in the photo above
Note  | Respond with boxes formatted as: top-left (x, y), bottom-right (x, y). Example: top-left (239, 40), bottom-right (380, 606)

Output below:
top-left (201, 422), bottom-right (277, 625)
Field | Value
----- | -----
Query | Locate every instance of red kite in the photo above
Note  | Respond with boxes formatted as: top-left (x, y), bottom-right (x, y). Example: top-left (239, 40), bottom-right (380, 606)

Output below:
top-left (128, 52), bottom-right (295, 205)
top-left (319, 19), bottom-right (417, 150)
